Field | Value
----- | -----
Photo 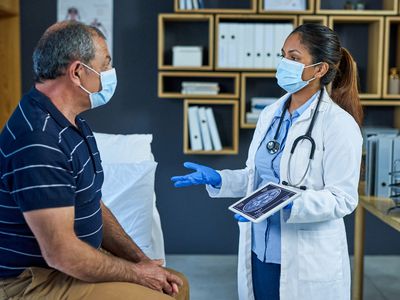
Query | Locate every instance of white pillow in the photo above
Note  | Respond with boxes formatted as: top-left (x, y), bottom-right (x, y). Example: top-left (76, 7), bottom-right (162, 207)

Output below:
top-left (94, 132), bottom-right (154, 163)
top-left (101, 161), bottom-right (158, 254)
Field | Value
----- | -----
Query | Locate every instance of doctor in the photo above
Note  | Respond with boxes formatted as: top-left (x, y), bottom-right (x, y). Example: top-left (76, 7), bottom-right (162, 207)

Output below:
top-left (172, 23), bottom-right (363, 300)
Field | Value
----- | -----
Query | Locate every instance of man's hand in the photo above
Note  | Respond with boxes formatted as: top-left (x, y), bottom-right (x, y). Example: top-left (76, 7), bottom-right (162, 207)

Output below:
top-left (133, 259), bottom-right (183, 296)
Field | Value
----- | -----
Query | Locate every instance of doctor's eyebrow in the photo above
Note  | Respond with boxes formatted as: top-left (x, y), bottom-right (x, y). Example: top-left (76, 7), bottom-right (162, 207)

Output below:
top-left (281, 49), bottom-right (302, 55)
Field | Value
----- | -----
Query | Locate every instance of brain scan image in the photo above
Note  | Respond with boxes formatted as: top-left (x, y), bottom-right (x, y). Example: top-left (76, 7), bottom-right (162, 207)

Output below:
top-left (243, 188), bottom-right (281, 213)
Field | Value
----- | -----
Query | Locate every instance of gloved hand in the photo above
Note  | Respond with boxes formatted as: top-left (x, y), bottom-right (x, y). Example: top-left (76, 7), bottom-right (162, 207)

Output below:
top-left (234, 213), bottom-right (250, 222)
top-left (171, 162), bottom-right (221, 188)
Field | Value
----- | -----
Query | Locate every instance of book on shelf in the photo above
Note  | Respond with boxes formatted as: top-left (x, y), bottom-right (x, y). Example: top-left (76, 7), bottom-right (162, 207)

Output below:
top-left (217, 23), bottom-right (293, 68)
top-left (188, 106), bottom-right (203, 150)
top-left (188, 106), bottom-right (223, 151)
top-left (264, 0), bottom-right (306, 11)
top-left (181, 82), bottom-right (220, 95)
top-left (180, 0), bottom-right (203, 10)
top-left (246, 97), bottom-right (279, 124)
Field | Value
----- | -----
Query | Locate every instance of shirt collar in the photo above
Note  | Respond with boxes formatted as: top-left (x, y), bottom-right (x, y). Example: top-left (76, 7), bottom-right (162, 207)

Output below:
top-left (273, 90), bottom-right (320, 121)
top-left (28, 86), bottom-right (81, 129)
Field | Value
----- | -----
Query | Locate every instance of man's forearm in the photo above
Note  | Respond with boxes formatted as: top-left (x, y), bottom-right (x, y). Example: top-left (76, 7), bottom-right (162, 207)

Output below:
top-left (100, 201), bottom-right (149, 263)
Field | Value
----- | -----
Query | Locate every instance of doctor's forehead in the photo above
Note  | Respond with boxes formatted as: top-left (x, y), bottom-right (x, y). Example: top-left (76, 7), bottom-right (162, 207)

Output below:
top-left (281, 33), bottom-right (310, 55)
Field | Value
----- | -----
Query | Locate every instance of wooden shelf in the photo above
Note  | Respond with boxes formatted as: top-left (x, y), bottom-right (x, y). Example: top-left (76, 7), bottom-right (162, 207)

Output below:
top-left (316, 0), bottom-right (398, 15)
top-left (298, 15), bottom-right (328, 26)
top-left (329, 16), bottom-right (384, 99)
top-left (158, 71), bottom-right (240, 99)
top-left (158, 14), bottom-right (214, 70)
top-left (0, 1), bottom-right (20, 129)
top-left (183, 99), bottom-right (239, 155)
top-left (174, 0), bottom-right (257, 14)
top-left (240, 72), bottom-right (284, 129)
top-left (361, 100), bottom-right (400, 106)
top-left (259, 0), bottom-right (314, 14)
top-left (215, 14), bottom-right (297, 70)
top-left (383, 17), bottom-right (400, 98)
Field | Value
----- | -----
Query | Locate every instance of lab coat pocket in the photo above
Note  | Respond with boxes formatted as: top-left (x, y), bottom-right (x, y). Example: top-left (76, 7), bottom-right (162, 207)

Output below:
top-left (297, 229), bottom-right (343, 282)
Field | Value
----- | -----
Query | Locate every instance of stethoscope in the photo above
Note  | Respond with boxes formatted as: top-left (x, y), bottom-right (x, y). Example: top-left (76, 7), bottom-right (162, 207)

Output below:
top-left (266, 88), bottom-right (324, 190)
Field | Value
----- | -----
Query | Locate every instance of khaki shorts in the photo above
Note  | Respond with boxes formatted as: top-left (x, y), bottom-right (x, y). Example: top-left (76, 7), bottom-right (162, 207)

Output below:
top-left (0, 267), bottom-right (189, 300)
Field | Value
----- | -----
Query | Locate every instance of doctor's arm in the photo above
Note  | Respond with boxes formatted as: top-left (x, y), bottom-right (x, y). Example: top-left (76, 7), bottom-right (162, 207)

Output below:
top-left (286, 115), bottom-right (363, 224)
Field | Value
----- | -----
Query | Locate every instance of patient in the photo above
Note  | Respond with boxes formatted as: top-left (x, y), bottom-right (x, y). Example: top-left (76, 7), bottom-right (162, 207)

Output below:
top-left (0, 21), bottom-right (188, 300)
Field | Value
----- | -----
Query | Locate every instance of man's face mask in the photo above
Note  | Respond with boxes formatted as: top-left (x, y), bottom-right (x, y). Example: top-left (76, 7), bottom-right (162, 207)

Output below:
top-left (79, 62), bottom-right (117, 109)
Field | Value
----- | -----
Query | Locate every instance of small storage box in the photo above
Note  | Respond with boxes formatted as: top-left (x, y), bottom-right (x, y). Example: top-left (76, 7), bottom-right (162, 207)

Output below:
top-left (172, 46), bottom-right (203, 67)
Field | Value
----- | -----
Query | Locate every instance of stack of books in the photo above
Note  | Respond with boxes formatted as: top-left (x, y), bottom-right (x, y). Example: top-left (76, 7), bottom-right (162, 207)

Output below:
top-left (179, 0), bottom-right (204, 10)
top-left (181, 82), bottom-right (220, 95)
top-left (188, 106), bottom-right (223, 151)
top-left (246, 97), bottom-right (278, 124)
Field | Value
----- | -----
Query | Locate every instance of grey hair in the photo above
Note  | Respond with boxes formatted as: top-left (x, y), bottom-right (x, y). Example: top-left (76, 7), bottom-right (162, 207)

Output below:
top-left (32, 21), bottom-right (106, 83)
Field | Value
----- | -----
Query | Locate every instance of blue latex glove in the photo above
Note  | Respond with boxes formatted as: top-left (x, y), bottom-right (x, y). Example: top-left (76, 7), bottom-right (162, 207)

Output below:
top-left (171, 162), bottom-right (221, 188)
top-left (234, 213), bottom-right (250, 222)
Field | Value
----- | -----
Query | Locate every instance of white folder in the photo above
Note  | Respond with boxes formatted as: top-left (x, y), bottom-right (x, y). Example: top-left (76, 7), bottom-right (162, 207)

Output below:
top-left (218, 23), bottom-right (229, 67)
top-left (273, 23), bottom-right (293, 67)
top-left (254, 24), bottom-right (264, 68)
top-left (243, 24), bottom-right (255, 68)
top-left (185, 0), bottom-right (193, 9)
top-left (205, 107), bottom-right (222, 151)
top-left (188, 106), bottom-right (203, 151)
top-left (263, 23), bottom-right (275, 68)
top-left (179, 0), bottom-right (186, 9)
top-left (375, 135), bottom-right (394, 197)
top-left (237, 24), bottom-right (246, 68)
top-left (198, 107), bottom-right (213, 151)
top-left (192, 0), bottom-right (199, 9)
top-left (365, 136), bottom-right (377, 196)
top-left (227, 23), bottom-right (239, 68)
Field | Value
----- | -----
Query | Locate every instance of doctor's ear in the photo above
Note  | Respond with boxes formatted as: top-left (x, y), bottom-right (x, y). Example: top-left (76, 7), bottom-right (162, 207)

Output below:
top-left (315, 62), bottom-right (329, 79)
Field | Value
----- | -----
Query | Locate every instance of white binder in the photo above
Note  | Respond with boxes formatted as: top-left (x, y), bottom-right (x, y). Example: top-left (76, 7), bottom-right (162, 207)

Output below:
top-left (365, 136), bottom-right (377, 196)
top-left (218, 23), bottom-right (229, 67)
top-left (198, 107), bottom-right (213, 151)
top-left (243, 24), bottom-right (255, 68)
top-left (375, 135), bottom-right (394, 197)
top-left (205, 107), bottom-right (222, 151)
top-left (237, 24), bottom-right (246, 68)
top-left (254, 24), bottom-right (264, 68)
top-left (185, 0), bottom-right (193, 10)
top-left (273, 23), bottom-right (293, 67)
top-left (179, 0), bottom-right (186, 9)
top-left (263, 23), bottom-right (275, 68)
top-left (227, 23), bottom-right (239, 68)
top-left (192, 0), bottom-right (199, 9)
top-left (188, 106), bottom-right (203, 151)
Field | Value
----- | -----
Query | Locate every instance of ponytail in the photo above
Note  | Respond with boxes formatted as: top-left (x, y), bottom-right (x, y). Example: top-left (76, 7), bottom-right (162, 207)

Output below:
top-left (331, 47), bottom-right (364, 126)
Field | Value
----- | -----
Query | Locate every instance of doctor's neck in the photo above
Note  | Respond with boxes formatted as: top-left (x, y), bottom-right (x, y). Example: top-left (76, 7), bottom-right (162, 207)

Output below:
top-left (289, 83), bottom-right (321, 114)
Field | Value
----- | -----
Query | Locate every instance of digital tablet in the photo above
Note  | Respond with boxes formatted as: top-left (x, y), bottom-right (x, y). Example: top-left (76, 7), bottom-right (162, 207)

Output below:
top-left (228, 182), bottom-right (301, 223)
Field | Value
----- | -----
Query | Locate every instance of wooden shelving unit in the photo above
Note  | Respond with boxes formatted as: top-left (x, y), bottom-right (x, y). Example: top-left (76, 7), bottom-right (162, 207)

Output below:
top-left (329, 16), bottom-right (384, 99)
top-left (383, 16), bottom-right (400, 99)
top-left (174, 0), bottom-right (257, 14)
top-left (158, 14), bottom-right (214, 70)
top-left (158, 72), bottom-right (239, 99)
top-left (298, 15), bottom-right (327, 26)
top-left (158, 0), bottom-right (400, 155)
top-left (316, 0), bottom-right (398, 15)
top-left (0, 0), bottom-right (21, 129)
top-left (183, 99), bottom-right (239, 154)
top-left (259, 0), bottom-right (314, 14)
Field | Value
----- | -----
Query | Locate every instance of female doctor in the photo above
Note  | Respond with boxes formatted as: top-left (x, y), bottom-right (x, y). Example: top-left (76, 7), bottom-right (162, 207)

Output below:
top-left (171, 24), bottom-right (363, 300)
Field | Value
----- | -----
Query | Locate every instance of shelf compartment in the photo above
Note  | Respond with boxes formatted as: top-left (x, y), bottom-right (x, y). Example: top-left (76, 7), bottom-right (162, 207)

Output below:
top-left (215, 14), bottom-right (297, 71)
top-left (298, 15), bottom-right (328, 26)
top-left (383, 17), bottom-right (400, 99)
top-left (240, 73), bottom-right (285, 128)
top-left (329, 16), bottom-right (384, 99)
top-left (0, 0), bottom-right (19, 16)
top-left (259, 0), bottom-right (314, 14)
top-left (316, 0), bottom-right (398, 15)
top-left (174, 0), bottom-right (257, 14)
top-left (183, 99), bottom-right (239, 154)
top-left (158, 14), bottom-right (213, 70)
top-left (158, 72), bottom-right (240, 99)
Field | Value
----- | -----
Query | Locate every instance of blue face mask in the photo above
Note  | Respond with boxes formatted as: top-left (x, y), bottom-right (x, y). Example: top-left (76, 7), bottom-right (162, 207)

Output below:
top-left (79, 63), bottom-right (117, 109)
top-left (275, 58), bottom-right (321, 94)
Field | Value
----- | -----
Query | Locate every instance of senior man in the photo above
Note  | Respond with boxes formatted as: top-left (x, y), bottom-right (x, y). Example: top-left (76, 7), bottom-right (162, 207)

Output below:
top-left (0, 21), bottom-right (188, 300)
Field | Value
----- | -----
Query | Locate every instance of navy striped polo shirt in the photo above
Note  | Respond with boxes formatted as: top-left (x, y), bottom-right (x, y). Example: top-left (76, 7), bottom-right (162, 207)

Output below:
top-left (0, 87), bottom-right (104, 278)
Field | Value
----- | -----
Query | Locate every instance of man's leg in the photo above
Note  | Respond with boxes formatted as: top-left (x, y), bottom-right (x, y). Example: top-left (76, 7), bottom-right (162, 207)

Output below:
top-left (1, 267), bottom-right (189, 300)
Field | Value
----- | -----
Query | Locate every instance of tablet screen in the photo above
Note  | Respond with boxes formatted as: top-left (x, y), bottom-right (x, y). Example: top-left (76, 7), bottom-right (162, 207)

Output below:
top-left (230, 183), bottom-right (298, 220)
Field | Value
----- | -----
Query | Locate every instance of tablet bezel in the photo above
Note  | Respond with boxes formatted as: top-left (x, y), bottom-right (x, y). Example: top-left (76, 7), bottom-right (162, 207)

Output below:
top-left (228, 182), bottom-right (301, 223)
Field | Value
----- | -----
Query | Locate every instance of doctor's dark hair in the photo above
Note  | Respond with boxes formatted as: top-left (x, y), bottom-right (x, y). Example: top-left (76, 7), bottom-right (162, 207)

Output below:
top-left (291, 24), bottom-right (363, 126)
top-left (32, 21), bottom-right (106, 83)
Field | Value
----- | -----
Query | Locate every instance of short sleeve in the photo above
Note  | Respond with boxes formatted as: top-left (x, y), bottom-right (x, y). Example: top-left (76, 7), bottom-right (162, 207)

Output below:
top-left (3, 131), bottom-right (76, 212)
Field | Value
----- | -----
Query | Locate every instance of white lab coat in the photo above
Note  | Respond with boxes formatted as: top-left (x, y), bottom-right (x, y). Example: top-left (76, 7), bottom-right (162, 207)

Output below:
top-left (207, 88), bottom-right (362, 300)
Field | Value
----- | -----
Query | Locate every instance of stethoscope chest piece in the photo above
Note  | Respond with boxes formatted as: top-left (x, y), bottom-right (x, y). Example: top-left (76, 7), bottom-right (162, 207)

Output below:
top-left (266, 140), bottom-right (280, 154)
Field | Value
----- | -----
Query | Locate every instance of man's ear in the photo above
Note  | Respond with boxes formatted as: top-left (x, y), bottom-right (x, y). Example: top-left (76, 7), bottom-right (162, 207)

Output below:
top-left (68, 61), bottom-right (83, 85)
